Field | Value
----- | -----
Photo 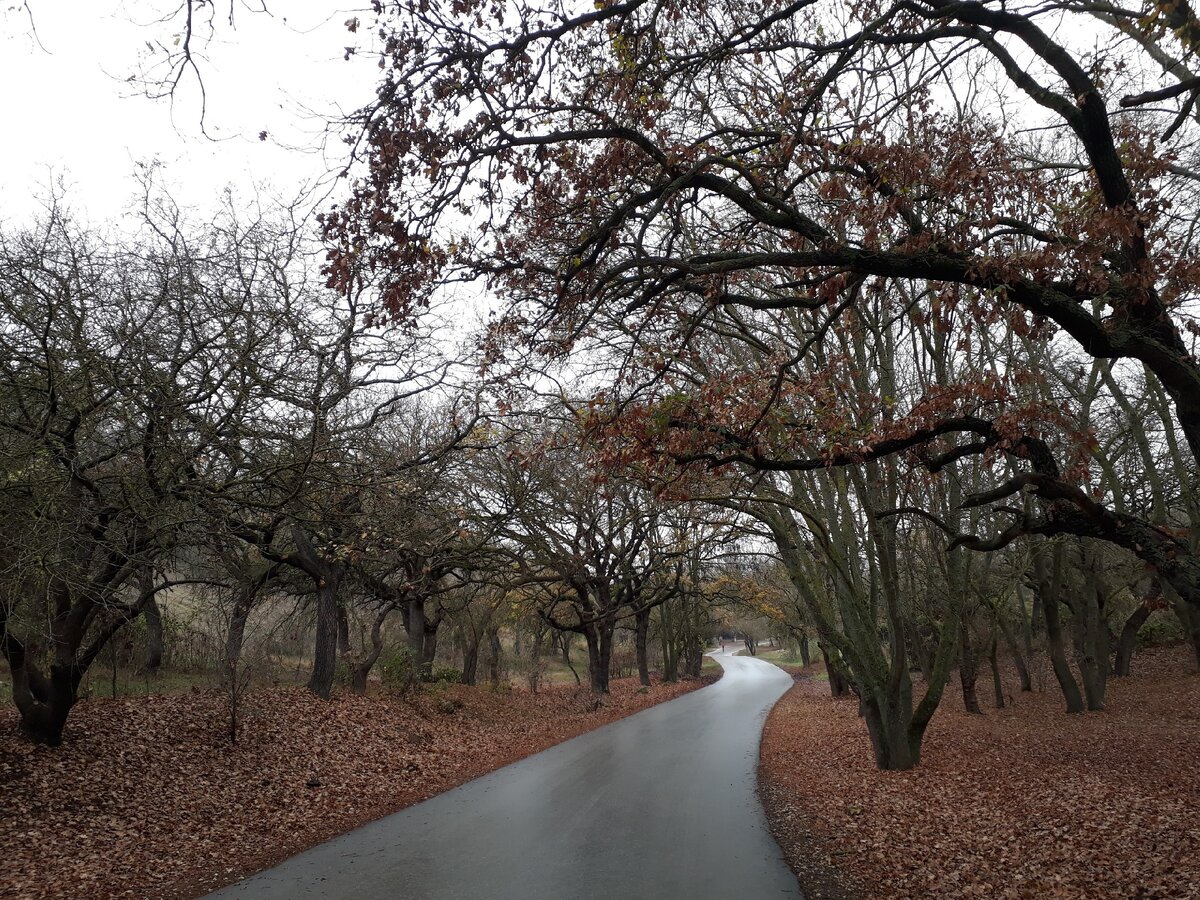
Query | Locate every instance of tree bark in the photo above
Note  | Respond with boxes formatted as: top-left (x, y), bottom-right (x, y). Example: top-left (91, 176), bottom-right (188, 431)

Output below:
top-left (1072, 573), bottom-right (1108, 711)
top-left (461, 631), bottom-right (482, 686)
top-left (349, 605), bottom-right (393, 695)
top-left (1033, 546), bottom-right (1085, 713)
top-left (1167, 583), bottom-right (1200, 669)
top-left (635, 607), bottom-right (652, 687)
top-left (486, 626), bottom-right (502, 687)
top-left (682, 635), bottom-right (703, 677)
top-left (337, 603), bottom-right (351, 657)
top-left (140, 595), bottom-right (164, 675)
top-left (584, 620), bottom-right (615, 693)
top-left (307, 575), bottom-right (342, 699)
top-left (820, 646), bottom-right (850, 698)
top-left (1114, 603), bottom-right (1151, 677)
top-left (2, 633), bottom-right (83, 746)
top-left (995, 608), bottom-right (1033, 692)
top-left (989, 634), bottom-right (1005, 709)
top-left (959, 623), bottom-right (983, 714)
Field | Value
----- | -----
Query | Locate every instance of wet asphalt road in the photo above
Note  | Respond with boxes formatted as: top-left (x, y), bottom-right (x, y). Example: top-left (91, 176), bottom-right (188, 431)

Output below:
top-left (207, 648), bottom-right (802, 900)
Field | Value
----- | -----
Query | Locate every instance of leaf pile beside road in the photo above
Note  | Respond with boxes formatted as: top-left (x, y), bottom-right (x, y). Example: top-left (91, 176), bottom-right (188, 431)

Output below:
top-left (759, 647), bottom-right (1200, 899)
top-left (0, 674), bottom-right (714, 899)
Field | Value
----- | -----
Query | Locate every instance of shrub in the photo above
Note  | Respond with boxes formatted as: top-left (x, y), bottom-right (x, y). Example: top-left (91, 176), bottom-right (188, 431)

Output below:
top-left (431, 664), bottom-right (463, 684)
top-left (379, 647), bottom-right (416, 691)
top-left (1137, 610), bottom-right (1185, 647)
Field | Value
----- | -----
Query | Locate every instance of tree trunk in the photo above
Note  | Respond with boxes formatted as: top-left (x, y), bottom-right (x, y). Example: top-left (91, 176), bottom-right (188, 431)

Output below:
top-left (682, 635), bottom-right (703, 677)
top-left (3, 631), bottom-right (83, 746)
top-left (337, 603), bottom-right (351, 657)
top-left (561, 628), bottom-right (580, 686)
top-left (486, 627), bottom-right (502, 687)
top-left (661, 632), bottom-right (680, 682)
top-left (635, 607), bottom-right (652, 687)
top-left (1033, 545), bottom-right (1085, 714)
top-left (860, 687), bottom-right (918, 771)
top-left (820, 646), bottom-right (849, 698)
top-left (307, 575), bottom-right (342, 699)
top-left (461, 632), bottom-right (482, 686)
top-left (1114, 603), bottom-right (1151, 677)
top-left (959, 623), bottom-right (983, 714)
top-left (995, 609), bottom-right (1033, 692)
top-left (1167, 584), bottom-right (1200, 669)
top-left (584, 621), bottom-right (615, 693)
top-left (349, 605), bottom-right (393, 695)
top-left (1072, 583), bottom-right (1107, 711)
top-left (798, 635), bottom-right (811, 666)
top-left (223, 589), bottom-right (257, 684)
top-left (1044, 594), bottom-right (1085, 713)
top-left (422, 626), bottom-right (439, 679)
top-left (140, 594), bottom-right (164, 676)
top-left (405, 597), bottom-right (428, 678)
top-left (989, 634), bottom-right (1005, 709)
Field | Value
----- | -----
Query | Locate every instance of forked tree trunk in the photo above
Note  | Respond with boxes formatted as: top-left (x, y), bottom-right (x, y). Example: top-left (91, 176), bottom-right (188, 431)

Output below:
top-left (860, 676), bottom-right (920, 771)
top-left (5, 645), bottom-right (83, 746)
top-left (995, 610), bottom-right (1033, 692)
top-left (289, 527), bottom-right (344, 700)
top-left (584, 620), bottom-right (615, 693)
top-left (349, 606), bottom-right (393, 695)
top-left (461, 630), bottom-right (483, 686)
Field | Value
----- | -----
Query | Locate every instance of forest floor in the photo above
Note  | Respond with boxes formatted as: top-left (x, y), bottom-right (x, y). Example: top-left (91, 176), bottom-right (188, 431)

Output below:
top-left (759, 645), bottom-right (1200, 899)
top-left (0, 673), bottom-right (716, 899)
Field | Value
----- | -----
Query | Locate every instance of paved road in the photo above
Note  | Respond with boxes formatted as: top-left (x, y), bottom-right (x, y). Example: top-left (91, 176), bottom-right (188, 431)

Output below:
top-left (208, 648), bottom-right (802, 899)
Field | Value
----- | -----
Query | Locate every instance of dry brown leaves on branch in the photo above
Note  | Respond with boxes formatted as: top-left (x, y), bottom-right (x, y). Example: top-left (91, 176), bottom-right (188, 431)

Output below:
top-left (0, 675), bottom-right (712, 899)
top-left (759, 647), bottom-right (1200, 899)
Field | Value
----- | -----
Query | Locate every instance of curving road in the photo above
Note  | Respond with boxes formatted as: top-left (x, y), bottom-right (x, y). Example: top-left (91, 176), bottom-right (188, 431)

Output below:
top-left (208, 648), bottom-right (801, 899)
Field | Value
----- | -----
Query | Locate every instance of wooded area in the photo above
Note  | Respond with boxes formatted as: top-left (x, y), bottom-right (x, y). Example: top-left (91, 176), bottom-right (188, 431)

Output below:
top-left (3, 0), bottom-right (1199, 894)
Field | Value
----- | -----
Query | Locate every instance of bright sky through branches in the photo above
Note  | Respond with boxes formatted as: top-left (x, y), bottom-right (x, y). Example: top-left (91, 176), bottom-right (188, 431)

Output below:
top-left (0, 1), bottom-right (372, 224)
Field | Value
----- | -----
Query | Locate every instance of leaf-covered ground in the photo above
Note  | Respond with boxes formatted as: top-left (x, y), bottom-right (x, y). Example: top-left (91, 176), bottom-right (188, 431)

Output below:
top-left (0, 674), bottom-right (714, 899)
top-left (759, 647), bottom-right (1200, 899)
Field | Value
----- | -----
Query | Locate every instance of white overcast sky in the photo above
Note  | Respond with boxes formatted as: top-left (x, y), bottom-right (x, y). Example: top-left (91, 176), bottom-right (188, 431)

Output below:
top-left (0, 1), bottom-right (375, 226)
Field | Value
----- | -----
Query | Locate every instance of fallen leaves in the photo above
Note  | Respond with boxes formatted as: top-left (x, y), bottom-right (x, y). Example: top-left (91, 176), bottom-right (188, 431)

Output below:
top-left (759, 647), bottom-right (1200, 899)
top-left (0, 674), bottom-right (713, 899)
